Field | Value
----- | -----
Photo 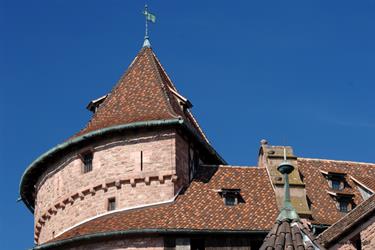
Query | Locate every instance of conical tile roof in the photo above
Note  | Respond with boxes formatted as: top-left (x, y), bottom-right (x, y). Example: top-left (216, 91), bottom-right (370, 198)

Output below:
top-left (260, 220), bottom-right (325, 250)
top-left (19, 45), bottom-right (225, 213)
top-left (75, 46), bottom-right (207, 142)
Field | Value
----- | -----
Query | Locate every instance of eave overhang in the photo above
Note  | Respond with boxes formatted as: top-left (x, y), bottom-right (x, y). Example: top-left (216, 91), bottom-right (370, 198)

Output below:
top-left (32, 229), bottom-right (268, 250)
top-left (20, 118), bottom-right (226, 213)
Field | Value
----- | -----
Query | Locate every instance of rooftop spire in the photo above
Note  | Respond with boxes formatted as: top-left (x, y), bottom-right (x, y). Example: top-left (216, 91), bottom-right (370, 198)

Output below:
top-left (142, 4), bottom-right (156, 48)
top-left (276, 147), bottom-right (299, 221)
top-left (260, 148), bottom-right (324, 249)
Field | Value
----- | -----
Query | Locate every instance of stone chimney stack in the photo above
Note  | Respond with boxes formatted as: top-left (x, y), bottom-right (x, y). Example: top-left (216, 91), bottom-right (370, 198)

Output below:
top-left (258, 140), bottom-right (311, 218)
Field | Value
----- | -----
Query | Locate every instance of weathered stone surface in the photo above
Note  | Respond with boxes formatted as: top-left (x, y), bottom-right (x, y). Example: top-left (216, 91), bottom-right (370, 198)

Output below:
top-left (61, 237), bottom-right (164, 250)
top-left (34, 129), bottom-right (191, 244)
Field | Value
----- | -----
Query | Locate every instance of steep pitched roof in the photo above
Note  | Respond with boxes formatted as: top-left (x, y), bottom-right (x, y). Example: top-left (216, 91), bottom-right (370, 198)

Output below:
top-left (47, 166), bottom-right (279, 244)
top-left (318, 194), bottom-right (375, 247)
top-left (75, 47), bottom-right (207, 142)
top-left (298, 158), bottom-right (375, 225)
top-left (260, 220), bottom-right (324, 250)
top-left (350, 175), bottom-right (375, 192)
top-left (19, 46), bottom-right (225, 214)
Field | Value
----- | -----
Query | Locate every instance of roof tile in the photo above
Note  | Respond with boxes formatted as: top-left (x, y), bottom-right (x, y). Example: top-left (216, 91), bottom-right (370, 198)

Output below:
top-left (74, 47), bottom-right (207, 142)
top-left (46, 158), bottom-right (375, 246)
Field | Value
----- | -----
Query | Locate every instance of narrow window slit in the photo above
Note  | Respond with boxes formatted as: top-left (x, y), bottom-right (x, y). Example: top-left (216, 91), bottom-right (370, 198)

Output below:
top-left (107, 197), bottom-right (116, 211)
top-left (82, 152), bottom-right (93, 173)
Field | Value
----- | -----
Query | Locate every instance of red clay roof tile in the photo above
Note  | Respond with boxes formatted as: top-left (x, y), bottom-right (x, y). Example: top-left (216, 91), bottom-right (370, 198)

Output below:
top-left (74, 47), bottom-right (207, 142)
top-left (51, 166), bottom-right (279, 242)
top-left (318, 194), bottom-right (375, 247)
top-left (298, 158), bottom-right (375, 225)
top-left (350, 175), bottom-right (375, 192)
top-left (46, 159), bottom-right (375, 246)
top-left (260, 220), bottom-right (325, 250)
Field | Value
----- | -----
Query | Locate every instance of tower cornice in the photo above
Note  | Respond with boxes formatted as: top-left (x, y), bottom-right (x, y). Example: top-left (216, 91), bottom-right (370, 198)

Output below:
top-left (20, 118), bottom-right (226, 213)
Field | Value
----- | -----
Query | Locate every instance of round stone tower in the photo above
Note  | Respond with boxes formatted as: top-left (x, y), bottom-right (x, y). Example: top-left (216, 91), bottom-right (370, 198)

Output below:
top-left (20, 42), bottom-right (225, 246)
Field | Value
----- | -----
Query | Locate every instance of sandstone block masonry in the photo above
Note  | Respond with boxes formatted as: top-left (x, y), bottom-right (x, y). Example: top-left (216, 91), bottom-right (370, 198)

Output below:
top-left (361, 219), bottom-right (375, 250)
top-left (34, 128), bottom-right (193, 244)
top-left (60, 237), bottom-right (164, 250)
top-left (336, 219), bottom-right (375, 250)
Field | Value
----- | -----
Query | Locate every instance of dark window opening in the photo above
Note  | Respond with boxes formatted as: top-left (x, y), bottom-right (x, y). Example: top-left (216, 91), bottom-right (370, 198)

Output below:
top-left (332, 179), bottom-right (341, 190)
top-left (107, 197), bottom-right (116, 211)
top-left (82, 152), bottom-right (93, 173)
top-left (225, 194), bottom-right (237, 206)
top-left (164, 238), bottom-right (176, 250)
top-left (250, 240), bottom-right (263, 249)
top-left (339, 200), bottom-right (349, 213)
top-left (140, 151), bottom-right (143, 171)
top-left (353, 235), bottom-right (362, 250)
top-left (191, 238), bottom-right (205, 250)
top-left (220, 189), bottom-right (243, 206)
top-left (189, 148), bottom-right (199, 181)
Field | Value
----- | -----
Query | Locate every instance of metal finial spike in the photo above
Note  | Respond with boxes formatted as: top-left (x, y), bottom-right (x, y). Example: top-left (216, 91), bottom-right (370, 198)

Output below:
top-left (142, 4), bottom-right (156, 48)
top-left (277, 150), bottom-right (299, 221)
top-left (143, 37), bottom-right (151, 48)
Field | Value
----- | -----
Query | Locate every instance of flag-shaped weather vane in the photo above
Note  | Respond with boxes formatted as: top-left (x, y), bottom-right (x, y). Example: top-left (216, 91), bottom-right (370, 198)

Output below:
top-left (143, 4), bottom-right (156, 48)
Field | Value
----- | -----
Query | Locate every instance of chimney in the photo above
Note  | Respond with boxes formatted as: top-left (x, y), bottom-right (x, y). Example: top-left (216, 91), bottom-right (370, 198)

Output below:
top-left (258, 140), bottom-right (312, 218)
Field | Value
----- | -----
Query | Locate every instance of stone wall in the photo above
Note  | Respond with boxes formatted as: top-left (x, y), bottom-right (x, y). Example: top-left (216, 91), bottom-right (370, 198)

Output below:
top-left (61, 237), bottom-right (164, 250)
top-left (34, 129), bottom-right (190, 244)
top-left (175, 133), bottom-right (190, 188)
top-left (335, 220), bottom-right (375, 250)
top-left (361, 219), bottom-right (375, 249)
top-left (337, 242), bottom-right (357, 250)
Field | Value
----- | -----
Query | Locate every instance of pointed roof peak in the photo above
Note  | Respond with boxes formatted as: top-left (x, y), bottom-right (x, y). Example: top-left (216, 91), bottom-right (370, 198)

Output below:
top-left (74, 44), bottom-right (209, 145)
top-left (143, 36), bottom-right (151, 48)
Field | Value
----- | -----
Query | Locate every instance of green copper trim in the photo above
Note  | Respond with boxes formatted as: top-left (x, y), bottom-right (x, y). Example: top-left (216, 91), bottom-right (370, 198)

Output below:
top-left (276, 161), bottom-right (300, 221)
top-left (20, 118), bottom-right (226, 213)
top-left (31, 229), bottom-right (268, 250)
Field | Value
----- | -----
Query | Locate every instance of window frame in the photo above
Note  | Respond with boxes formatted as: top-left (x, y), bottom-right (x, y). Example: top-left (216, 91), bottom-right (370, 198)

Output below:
top-left (224, 194), bottom-right (238, 206)
top-left (80, 151), bottom-right (93, 174)
top-left (339, 199), bottom-right (349, 213)
top-left (331, 179), bottom-right (341, 190)
top-left (107, 197), bottom-right (116, 211)
top-left (220, 189), bottom-right (242, 206)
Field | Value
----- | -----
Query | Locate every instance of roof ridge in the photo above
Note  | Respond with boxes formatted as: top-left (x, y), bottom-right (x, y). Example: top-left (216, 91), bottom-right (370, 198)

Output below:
top-left (299, 157), bottom-right (375, 166)
top-left (75, 48), bottom-right (146, 135)
top-left (73, 47), bottom-right (189, 138)
top-left (318, 194), bottom-right (375, 245)
top-left (150, 48), bottom-right (210, 143)
top-left (349, 175), bottom-right (375, 193)
top-left (147, 49), bottom-right (181, 119)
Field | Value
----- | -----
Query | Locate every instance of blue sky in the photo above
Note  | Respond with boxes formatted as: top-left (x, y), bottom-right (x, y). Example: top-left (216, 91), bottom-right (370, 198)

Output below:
top-left (1, 0), bottom-right (375, 248)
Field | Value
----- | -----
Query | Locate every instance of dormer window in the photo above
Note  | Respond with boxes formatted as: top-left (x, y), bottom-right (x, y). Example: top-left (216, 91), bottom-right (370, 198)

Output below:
top-left (86, 95), bottom-right (107, 113)
top-left (351, 175), bottom-right (374, 200)
top-left (321, 170), bottom-right (346, 191)
top-left (327, 191), bottom-right (354, 213)
top-left (331, 179), bottom-right (341, 190)
top-left (219, 189), bottom-right (242, 206)
top-left (339, 200), bottom-right (349, 213)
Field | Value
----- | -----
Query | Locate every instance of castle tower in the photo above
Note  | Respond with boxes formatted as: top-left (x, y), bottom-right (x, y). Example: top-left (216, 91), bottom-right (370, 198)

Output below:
top-left (20, 41), bottom-right (225, 245)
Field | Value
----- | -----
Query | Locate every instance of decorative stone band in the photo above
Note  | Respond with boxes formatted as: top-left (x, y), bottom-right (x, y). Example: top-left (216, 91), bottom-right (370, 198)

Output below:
top-left (34, 173), bottom-right (178, 243)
